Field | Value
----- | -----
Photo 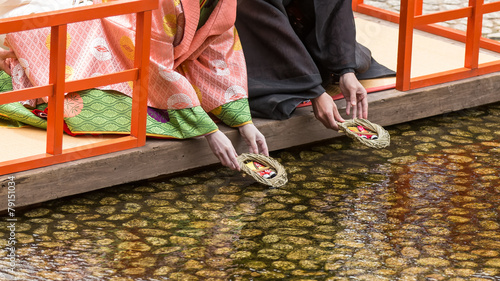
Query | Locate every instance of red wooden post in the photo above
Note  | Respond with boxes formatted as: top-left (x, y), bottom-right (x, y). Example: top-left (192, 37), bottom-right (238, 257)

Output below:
top-left (47, 25), bottom-right (68, 155)
top-left (352, 0), bottom-right (363, 11)
top-left (396, 0), bottom-right (416, 91)
top-left (415, 0), bottom-right (423, 16)
top-left (465, 0), bottom-right (484, 69)
top-left (130, 10), bottom-right (152, 147)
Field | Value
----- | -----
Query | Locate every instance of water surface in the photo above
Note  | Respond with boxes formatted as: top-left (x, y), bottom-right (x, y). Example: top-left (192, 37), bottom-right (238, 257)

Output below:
top-left (1, 103), bottom-right (499, 280)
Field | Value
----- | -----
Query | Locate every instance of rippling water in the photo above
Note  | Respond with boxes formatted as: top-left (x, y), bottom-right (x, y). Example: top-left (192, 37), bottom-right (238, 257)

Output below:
top-left (1, 103), bottom-right (499, 281)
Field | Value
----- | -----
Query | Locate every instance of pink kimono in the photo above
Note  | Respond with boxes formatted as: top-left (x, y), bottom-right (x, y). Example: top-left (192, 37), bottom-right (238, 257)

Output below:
top-left (2, 0), bottom-right (251, 138)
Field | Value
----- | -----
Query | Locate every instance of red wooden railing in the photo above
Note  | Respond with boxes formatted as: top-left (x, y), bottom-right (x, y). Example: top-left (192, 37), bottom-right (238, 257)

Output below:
top-left (353, 0), bottom-right (500, 91)
top-left (0, 0), bottom-right (157, 175)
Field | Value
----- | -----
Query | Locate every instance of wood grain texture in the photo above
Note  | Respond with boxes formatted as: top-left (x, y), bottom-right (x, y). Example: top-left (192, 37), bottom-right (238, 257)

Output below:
top-left (1, 72), bottom-right (500, 211)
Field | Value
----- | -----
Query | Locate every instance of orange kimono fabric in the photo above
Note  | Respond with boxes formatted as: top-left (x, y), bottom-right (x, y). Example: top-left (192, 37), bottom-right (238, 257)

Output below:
top-left (5, 0), bottom-right (248, 120)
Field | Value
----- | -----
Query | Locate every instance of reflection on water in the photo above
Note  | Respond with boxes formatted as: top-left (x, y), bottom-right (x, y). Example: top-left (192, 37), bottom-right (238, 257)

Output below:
top-left (1, 103), bottom-right (499, 281)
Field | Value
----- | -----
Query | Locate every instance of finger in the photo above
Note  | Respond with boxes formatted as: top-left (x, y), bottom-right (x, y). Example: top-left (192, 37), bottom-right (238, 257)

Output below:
top-left (258, 139), bottom-right (269, 156)
top-left (350, 92), bottom-right (357, 119)
top-left (246, 139), bottom-right (258, 154)
top-left (321, 110), bottom-right (337, 130)
top-left (220, 150), bottom-right (238, 171)
top-left (362, 95), bottom-right (368, 119)
top-left (331, 107), bottom-right (344, 130)
top-left (230, 160), bottom-right (240, 171)
top-left (357, 100), bottom-right (362, 119)
top-left (218, 153), bottom-right (231, 169)
top-left (345, 97), bottom-right (351, 116)
top-left (348, 101), bottom-right (356, 120)
top-left (229, 151), bottom-right (240, 171)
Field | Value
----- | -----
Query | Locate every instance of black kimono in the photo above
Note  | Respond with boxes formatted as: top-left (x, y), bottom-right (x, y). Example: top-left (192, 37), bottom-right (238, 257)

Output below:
top-left (235, 0), bottom-right (395, 120)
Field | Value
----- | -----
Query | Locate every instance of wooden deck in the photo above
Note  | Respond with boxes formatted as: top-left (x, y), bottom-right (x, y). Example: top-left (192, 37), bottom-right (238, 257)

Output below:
top-left (1, 13), bottom-right (500, 211)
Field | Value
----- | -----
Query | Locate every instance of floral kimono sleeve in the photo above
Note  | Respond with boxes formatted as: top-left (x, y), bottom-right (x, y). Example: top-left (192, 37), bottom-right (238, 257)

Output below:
top-left (180, 26), bottom-right (252, 128)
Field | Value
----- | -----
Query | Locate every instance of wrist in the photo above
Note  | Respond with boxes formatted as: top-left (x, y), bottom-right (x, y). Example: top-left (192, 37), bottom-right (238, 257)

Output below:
top-left (339, 68), bottom-right (355, 77)
top-left (332, 69), bottom-right (355, 83)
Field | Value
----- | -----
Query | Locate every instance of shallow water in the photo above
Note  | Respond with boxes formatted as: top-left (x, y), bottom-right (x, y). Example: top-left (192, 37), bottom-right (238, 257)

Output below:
top-left (1, 103), bottom-right (499, 281)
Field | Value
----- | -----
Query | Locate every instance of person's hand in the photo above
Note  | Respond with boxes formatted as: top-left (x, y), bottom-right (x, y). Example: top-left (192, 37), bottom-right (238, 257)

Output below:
top-left (0, 49), bottom-right (16, 76)
top-left (238, 123), bottom-right (269, 156)
top-left (205, 130), bottom-right (240, 171)
top-left (339, 72), bottom-right (368, 119)
top-left (311, 92), bottom-right (345, 130)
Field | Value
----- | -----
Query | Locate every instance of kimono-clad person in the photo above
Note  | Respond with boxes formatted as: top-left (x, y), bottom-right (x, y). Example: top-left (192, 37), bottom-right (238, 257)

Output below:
top-left (0, 0), bottom-right (268, 171)
top-left (235, 0), bottom-right (395, 130)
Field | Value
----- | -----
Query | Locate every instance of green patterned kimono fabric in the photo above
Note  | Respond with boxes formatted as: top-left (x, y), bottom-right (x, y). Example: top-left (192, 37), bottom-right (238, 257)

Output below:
top-left (0, 71), bottom-right (48, 129)
top-left (0, 71), bottom-right (229, 139)
top-left (212, 98), bottom-right (252, 127)
top-left (62, 89), bottom-right (219, 139)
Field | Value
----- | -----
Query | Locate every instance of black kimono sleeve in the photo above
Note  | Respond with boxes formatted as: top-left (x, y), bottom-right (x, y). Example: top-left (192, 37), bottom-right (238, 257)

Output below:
top-left (236, 0), bottom-right (394, 120)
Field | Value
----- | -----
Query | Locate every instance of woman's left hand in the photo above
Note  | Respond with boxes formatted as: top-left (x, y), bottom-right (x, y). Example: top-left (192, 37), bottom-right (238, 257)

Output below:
top-left (339, 72), bottom-right (368, 119)
top-left (238, 123), bottom-right (269, 156)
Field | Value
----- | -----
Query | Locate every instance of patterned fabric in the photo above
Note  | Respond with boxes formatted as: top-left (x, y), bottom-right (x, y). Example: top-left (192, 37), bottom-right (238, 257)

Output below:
top-left (2, 0), bottom-right (252, 139)
top-left (63, 89), bottom-right (219, 138)
top-left (0, 71), bottom-right (48, 129)
top-left (211, 99), bottom-right (252, 127)
top-left (0, 71), bottom-right (221, 138)
top-left (0, 70), bottom-right (11, 92)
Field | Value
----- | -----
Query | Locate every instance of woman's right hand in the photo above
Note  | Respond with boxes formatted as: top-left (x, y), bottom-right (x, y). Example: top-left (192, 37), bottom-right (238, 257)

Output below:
top-left (205, 130), bottom-right (240, 171)
top-left (311, 92), bottom-right (345, 130)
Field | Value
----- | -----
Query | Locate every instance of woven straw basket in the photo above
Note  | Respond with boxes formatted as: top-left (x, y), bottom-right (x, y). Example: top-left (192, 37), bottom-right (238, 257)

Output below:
top-left (237, 153), bottom-right (288, 187)
top-left (337, 119), bottom-right (390, 149)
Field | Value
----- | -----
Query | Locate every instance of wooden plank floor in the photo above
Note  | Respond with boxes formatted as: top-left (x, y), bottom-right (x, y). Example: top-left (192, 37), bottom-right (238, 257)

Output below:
top-left (2, 70), bottom-right (500, 211)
